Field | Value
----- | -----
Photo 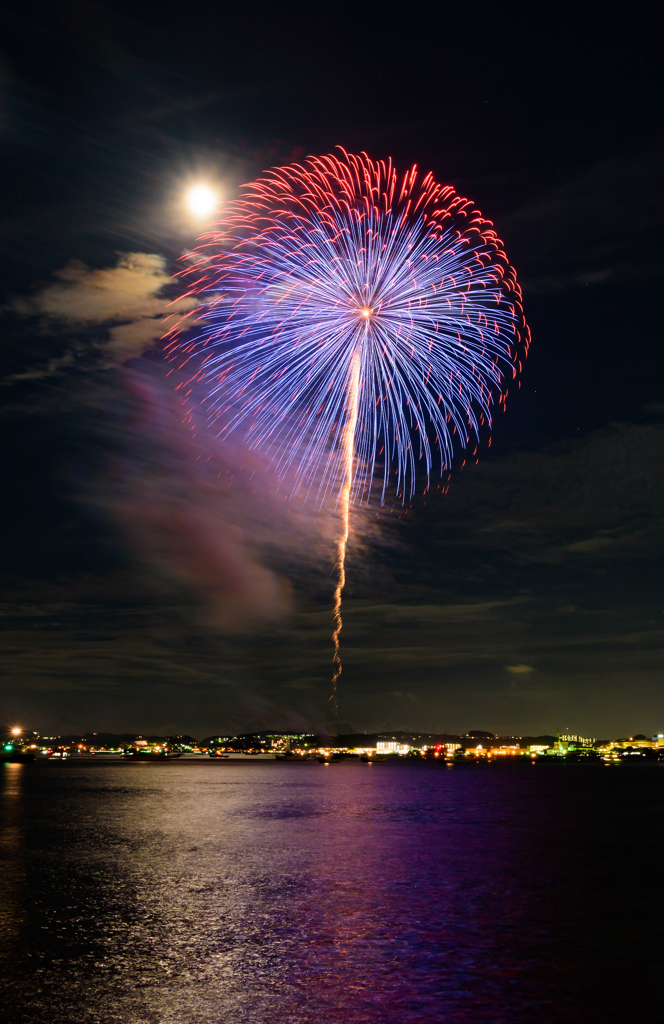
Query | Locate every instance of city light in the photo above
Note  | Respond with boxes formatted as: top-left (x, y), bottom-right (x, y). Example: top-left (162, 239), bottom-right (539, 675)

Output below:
top-left (4, 728), bottom-right (664, 763)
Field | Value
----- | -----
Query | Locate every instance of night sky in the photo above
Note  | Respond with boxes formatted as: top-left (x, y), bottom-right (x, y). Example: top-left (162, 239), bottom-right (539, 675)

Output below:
top-left (1, 2), bottom-right (662, 738)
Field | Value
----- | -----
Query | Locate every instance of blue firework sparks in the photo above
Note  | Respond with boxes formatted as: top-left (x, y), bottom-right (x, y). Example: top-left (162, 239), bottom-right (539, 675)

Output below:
top-left (169, 149), bottom-right (529, 504)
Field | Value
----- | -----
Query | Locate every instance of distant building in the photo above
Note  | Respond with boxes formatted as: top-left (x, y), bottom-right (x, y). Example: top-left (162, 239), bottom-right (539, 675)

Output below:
top-left (560, 734), bottom-right (596, 746)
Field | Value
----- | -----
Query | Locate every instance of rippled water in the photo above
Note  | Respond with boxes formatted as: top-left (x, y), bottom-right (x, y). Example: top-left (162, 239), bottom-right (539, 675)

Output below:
top-left (1, 758), bottom-right (662, 1023)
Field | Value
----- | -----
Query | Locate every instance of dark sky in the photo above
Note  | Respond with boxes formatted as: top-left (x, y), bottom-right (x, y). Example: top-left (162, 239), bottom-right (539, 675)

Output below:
top-left (1, 1), bottom-right (663, 738)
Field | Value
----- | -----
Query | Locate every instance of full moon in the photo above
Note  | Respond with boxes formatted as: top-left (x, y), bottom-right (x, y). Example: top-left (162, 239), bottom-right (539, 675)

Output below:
top-left (185, 184), bottom-right (218, 219)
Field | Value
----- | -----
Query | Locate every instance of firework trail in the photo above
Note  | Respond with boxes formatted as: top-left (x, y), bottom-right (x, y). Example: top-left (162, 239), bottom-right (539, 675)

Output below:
top-left (168, 149), bottom-right (529, 704)
top-left (330, 346), bottom-right (361, 712)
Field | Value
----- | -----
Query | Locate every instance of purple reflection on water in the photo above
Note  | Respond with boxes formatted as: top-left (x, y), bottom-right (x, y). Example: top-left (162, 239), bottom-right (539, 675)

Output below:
top-left (0, 759), bottom-right (662, 1022)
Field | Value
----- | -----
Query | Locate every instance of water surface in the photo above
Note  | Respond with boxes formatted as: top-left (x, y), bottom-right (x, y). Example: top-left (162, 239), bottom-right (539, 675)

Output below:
top-left (1, 759), bottom-right (662, 1022)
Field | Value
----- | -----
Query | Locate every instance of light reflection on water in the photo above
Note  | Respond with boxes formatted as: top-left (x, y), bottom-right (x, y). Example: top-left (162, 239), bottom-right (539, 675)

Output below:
top-left (0, 763), bottom-right (27, 953)
top-left (0, 759), bottom-right (662, 1023)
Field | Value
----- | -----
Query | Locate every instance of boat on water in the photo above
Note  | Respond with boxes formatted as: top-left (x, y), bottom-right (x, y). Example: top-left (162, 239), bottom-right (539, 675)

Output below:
top-left (360, 754), bottom-right (386, 762)
top-left (208, 751), bottom-right (230, 758)
top-left (317, 753), bottom-right (343, 763)
top-left (122, 749), bottom-right (182, 760)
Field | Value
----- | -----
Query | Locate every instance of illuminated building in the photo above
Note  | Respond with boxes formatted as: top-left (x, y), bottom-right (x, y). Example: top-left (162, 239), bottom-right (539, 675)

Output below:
top-left (376, 741), bottom-right (411, 754)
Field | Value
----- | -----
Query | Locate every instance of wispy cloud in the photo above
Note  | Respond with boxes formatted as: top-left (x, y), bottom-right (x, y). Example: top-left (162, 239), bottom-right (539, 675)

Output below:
top-left (432, 415), bottom-right (664, 566)
top-left (4, 253), bottom-right (197, 378)
top-left (503, 146), bottom-right (664, 292)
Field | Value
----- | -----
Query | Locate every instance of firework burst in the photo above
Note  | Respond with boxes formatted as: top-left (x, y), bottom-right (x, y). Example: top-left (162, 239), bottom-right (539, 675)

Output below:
top-left (168, 149), bottom-right (529, 703)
